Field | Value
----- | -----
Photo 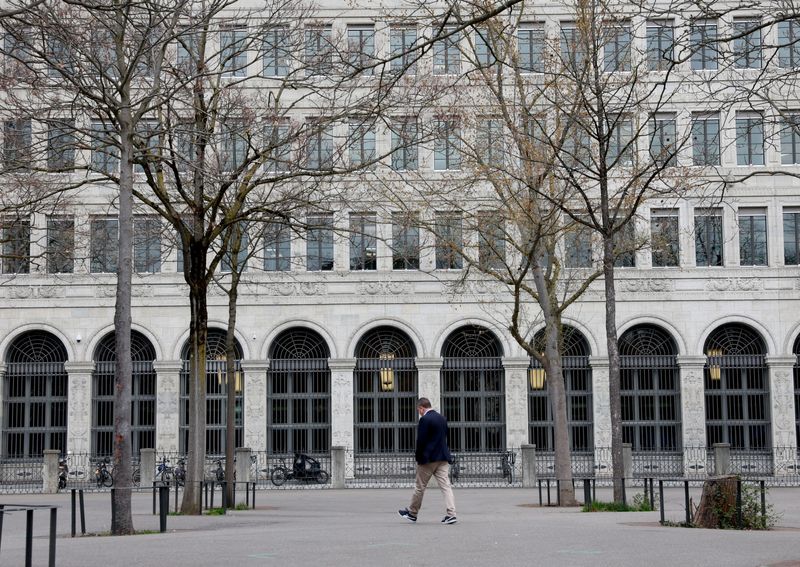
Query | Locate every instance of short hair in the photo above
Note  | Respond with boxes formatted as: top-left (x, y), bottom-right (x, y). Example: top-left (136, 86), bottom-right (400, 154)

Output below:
top-left (417, 397), bottom-right (431, 409)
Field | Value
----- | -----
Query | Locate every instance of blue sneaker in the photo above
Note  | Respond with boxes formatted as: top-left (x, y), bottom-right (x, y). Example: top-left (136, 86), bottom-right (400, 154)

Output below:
top-left (398, 508), bottom-right (417, 522)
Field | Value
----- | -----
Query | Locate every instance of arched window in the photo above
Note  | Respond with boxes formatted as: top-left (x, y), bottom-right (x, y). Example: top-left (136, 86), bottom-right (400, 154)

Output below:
top-left (354, 327), bottom-right (417, 454)
top-left (180, 329), bottom-right (243, 455)
top-left (267, 328), bottom-right (330, 455)
top-left (92, 331), bottom-right (157, 456)
top-left (704, 324), bottom-right (769, 450)
top-left (3, 331), bottom-right (68, 457)
top-left (441, 325), bottom-right (505, 452)
top-left (619, 325), bottom-right (681, 451)
top-left (528, 326), bottom-right (593, 452)
top-left (794, 334), bottom-right (799, 448)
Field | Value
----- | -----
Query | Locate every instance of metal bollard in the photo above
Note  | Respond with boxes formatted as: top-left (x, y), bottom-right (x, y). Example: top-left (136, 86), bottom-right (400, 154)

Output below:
top-left (684, 480), bottom-right (691, 525)
top-left (621, 479), bottom-right (626, 507)
top-left (159, 486), bottom-right (169, 533)
top-left (71, 489), bottom-right (76, 537)
top-left (25, 509), bottom-right (33, 567)
top-left (659, 480), bottom-right (665, 525)
top-left (49, 507), bottom-right (57, 567)
top-left (546, 479), bottom-right (551, 506)
top-left (583, 479), bottom-right (592, 506)
top-left (760, 480), bottom-right (766, 526)
top-left (79, 490), bottom-right (86, 535)
top-left (736, 480), bottom-right (743, 528)
top-left (252, 482), bottom-right (256, 508)
top-left (152, 482), bottom-right (157, 515)
top-left (0, 504), bottom-right (5, 553)
top-left (174, 478), bottom-right (179, 514)
top-left (556, 480), bottom-right (561, 507)
top-left (538, 479), bottom-right (542, 506)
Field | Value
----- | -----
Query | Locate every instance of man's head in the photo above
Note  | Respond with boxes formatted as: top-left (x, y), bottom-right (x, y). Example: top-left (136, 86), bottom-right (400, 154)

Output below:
top-left (417, 397), bottom-right (431, 416)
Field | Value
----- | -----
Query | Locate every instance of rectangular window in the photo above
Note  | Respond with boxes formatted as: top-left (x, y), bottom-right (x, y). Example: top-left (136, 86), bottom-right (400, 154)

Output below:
top-left (738, 209), bottom-right (767, 266)
top-left (434, 119), bottom-right (460, 171)
top-left (477, 118), bottom-right (505, 167)
top-left (560, 23), bottom-right (584, 69)
top-left (2, 217), bottom-right (30, 274)
top-left (613, 220), bottom-right (636, 268)
top-left (392, 212), bottom-right (419, 270)
top-left (518, 24), bottom-right (544, 73)
top-left (691, 21), bottom-right (718, 70)
top-left (4, 118), bottom-right (31, 171)
top-left (91, 122), bottom-right (119, 174)
top-left (390, 26), bottom-right (417, 74)
top-left (265, 119), bottom-right (291, 173)
top-left (47, 216), bottom-right (74, 274)
top-left (735, 114), bottom-right (764, 166)
top-left (646, 20), bottom-right (674, 71)
top-left (4, 26), bottom-right (33, 67)
top-left (220, 26), bottom-right (247, 77)
top-left (781, 114), bottom-right (800, 164)
top-left (306, 214), bottom-right (333, 271)
top-left (695, 210), bottom-right (723, 266)
top-left (221, 224), bottom-right (249, 273)
top-left (174, 122), bottom-right (195, 173)
top-left (305, 26), bottom-right (333, 76)
top-left (608, 117), bottom-right (632, 166)
top-left (564, 224), bottom-right (592, 268)
top-left (134, 120), bottom-right (159, 173)
top-left (478, 213), bottom-right (505, 270)
top-left (176, 28), bottom-right (198, 70)
top-left (263, 221), bottom-right (291, 271)
top-left (306, 122), bottom-right (334, 170)
top-left (650, 210), bottom-right (679, 267)
top-left (433, 27), bottom-right (460, 75)
top-left (649, 114), bottom-right (677, 167)
top-left (733, 19), bottom-right (761, 69)
top-left (390, 118), bottom-right (418, 171)
top-left (349, 213), bottom-right (377, 271)
top-left (133, 217), bottom-right (161, 273)
top-left (347, 25), bottom-right (375, 74)
top-left (435, 213), bottom-right (462, 269)
top-left (604, 23), bottom-right (631, 72)
top-left (47, 120), bottom-right (75, 171)
top-left (784, 209), bottom-right (800, 265)
top-left (563, 126), bottom-right (591, 166)
top-left (474, 29), bottom-right (494, 67)
top-left (263, 26), bottom-right (289, 77)
top-left (691, 114), bottom-right (720, 166)
top-left (349, 121), bottom-right (375, 167)
top-left (47, 36), bottom-right (73, 77)
top-left (91, 217), bottom-right (119, 273)
top-left (777, 20), bottom-right (800, 68)
top-left (222, 120), bottom-right (247, 172)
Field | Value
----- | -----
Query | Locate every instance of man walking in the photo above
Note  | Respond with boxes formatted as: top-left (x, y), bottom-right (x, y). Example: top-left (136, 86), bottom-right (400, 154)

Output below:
top-left (398, 398), bottom-right (457, 524)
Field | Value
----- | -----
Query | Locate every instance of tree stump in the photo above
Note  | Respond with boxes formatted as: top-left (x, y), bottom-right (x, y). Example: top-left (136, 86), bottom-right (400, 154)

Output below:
top-left (693, 475), bottom-right (739, 528)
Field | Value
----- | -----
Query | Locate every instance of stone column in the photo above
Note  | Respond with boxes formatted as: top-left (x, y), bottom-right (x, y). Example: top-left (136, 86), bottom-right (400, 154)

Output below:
top-left (140, 448), bottom-right (156, 487)
top-left (521, 444), bottom-right (537, 488)
top-left (415, 358), bottom-right (442, 410)
top-left (43, 450), bottom-right (60, 494)
top-left (331, 446), bottom-right (346, 488)
top-left (677, 355), bottom-right (709, 477)
top-left (235, 447), bottom-right (251, 505)
top-left (152, 361), bottom-right (182, 453)
top-left (589, 357), bottom-right (612, 477)
top-left (240, 360), bottom-right (269, 454)
top-left (714, 443), bottom-right (731, 475)
top-left (328, 358), bottom-right (356, 454)
top-left (503, 357), bottom-right (530, 450)
top-left (766, 355), bottom-right (798, 475)
top-left (64, 361), bottom-right (94, 455)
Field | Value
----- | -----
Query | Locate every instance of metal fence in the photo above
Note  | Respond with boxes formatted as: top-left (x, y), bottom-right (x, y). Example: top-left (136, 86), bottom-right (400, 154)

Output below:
top-left (0, 458), bottom-right (43, 493)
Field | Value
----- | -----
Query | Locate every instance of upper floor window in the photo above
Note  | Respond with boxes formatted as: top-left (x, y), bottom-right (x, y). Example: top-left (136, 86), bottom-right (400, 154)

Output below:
top-left (220, 26), bottom-right (247, 77)
top-left (91, 122), bottom-right (119, 174)
top-left (47, 119), bottom-right (75, 171)
top-left (738, 208), bottom-right (767, 266)
top-left (134, 217), bottom-right (162, 273)
top-left (607, 117), bottom-right (632, 167)
top-left (476, 118), bottom-right (505, 167)
top-left (695, 209), bottom-right (723, 266)
top-left (649, 113), bottom-right (677, 167)
top-left (604, 23), bottom-right (631, 72)
top-left (263, 221), bottom-right (291, 271)
top-left (349, 213), bottom-right (377, 271)
top-left (560, 23), bottom-right (585, 70)
top-left (349, 120), bottom-right (375, 167)
top-left (176, 28), bottom-right (199, 70)
top-left (263, 26), bottom-right (290, 77)
top-left (305, 121), bottom-right (334, 170)
top-left (433, 27), bottom-right (460, 75)
top-left (4, 26), bottom-right (33, 67)
top-left (91, 217), bottom-right (119, 273)
top-left (781, 114), bottom-right (800, 164)
top-left (134, 120), bottom-right (159, 173)
top-left (564, 223), bottom-right (593, 268)
top-left (784, 208), bottom-right (800, 265)
top-left (46, 35), bottom-right (74, 78)
top-left (518, 23), bottom-right (544, 73)
top-left (390, 26), bottom-right (418, 74)
top-left (390, 118), bottom-right (418, 171)
top-left (777, 20), bottom-right (800, 68)
top-left (435, 212), bottom-right (462, 269)
top-left (47, 216), bottom-right (74, 274)
top-left (1, 217), bottom-right (30, 274)
top-left (306, 213), bottom-right (333, 271)
top-left (265, 119), bottom-right (291, 173)
top-left (220, 224), bottom-right (249, 273)
top-left (392, 212), bottom-right (419, 270)
top-left (650, 209), bottom-right (679, 267)
top-left (690, 21), bottom-right (718, 70)
top-left (733, 19), bottom-right (761, 69)
top-left (474, 29), bottom-right (495, 68)
top-left (478, 213), bottom-right (505, 271)
top-left (735, 113), bottom-right (764, 166)
top-left (434, 118), bottom-right (461, 171)
top-left (347, 25), bottom-right (375, 75)
top-left (221, 120), bottom-right (247, 172)
top-left (305, 26), bottom-right (333, 76)
top-left (4, 118), bottom-right (31, 171)
top-left (691, 113), bottom-right (720, 166)
top-left (646, 20), bottom-right (674, 71)
top-left (613, 220), bottom-right (636, 268)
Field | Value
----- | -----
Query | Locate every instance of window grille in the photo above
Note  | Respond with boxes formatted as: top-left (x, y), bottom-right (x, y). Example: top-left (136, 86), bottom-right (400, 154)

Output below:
top-left (441, 325), bottom-right (505, 452)
top-left (354, 327), bottom-right (418, 455)
top-left (267, 328), bottom-right (331, 455)
top-left (3, 331), bottom-right (68, 458)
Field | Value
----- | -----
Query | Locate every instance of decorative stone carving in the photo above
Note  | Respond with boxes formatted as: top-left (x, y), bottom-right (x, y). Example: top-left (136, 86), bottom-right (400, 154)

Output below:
top-left (357, 280), bottom-right (411, 296)
top-left (704, 278), bottom-right (763, 292)
top-left (268, 281), bottom-right (327, 296)
top-left (620, 278), bottom-right (674, 293)
top-left (131, 285), bottom-right (153, 297)
top-left (95, 286), bottom-right (117, 298)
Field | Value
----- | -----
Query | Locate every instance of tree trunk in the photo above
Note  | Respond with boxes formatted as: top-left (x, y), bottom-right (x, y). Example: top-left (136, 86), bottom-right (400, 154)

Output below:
top-left (111, 110), bottom-right (134, 535)
top-left (693, 475), bottom-right (740, 529)
top-left (225, 265), bottom-right (240, 508)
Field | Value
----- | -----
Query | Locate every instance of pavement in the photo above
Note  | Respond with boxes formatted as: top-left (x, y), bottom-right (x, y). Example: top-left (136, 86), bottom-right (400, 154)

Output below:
top-left (2, 485), bottom-right (800, 567)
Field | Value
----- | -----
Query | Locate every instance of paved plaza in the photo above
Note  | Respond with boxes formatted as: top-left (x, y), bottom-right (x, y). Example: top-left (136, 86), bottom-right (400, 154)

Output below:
top-left (2, 486), bottom-right (800, 566)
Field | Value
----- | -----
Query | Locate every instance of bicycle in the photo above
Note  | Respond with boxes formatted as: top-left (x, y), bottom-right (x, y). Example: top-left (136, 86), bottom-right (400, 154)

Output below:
top-left (94, 457), bottom-right (114, 488)
top-left (500, 451), bottom-right (515, 484)
top-left (156, 456), bottom-right (174, 485)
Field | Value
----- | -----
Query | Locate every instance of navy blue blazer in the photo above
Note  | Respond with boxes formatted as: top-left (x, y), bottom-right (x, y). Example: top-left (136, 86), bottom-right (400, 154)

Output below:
top-left (415, 409), bottom-right (453, 465)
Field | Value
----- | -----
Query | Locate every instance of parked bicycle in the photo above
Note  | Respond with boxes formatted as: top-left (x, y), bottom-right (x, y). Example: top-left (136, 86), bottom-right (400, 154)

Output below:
top-left (156, 456), bottom-right (174, 485)
top-left (94, 457), bottom-right (114, 488)
top-left (57, 456), bottom-right (69, 490)
top-left (499, 451), bottom-right (515, 484)
top-left (270, 453), bottom-right (329, 486)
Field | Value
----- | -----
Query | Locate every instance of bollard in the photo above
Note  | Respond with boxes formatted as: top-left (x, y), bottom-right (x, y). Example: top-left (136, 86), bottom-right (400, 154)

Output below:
top-left (583, 479), bottom-right (592, 506)
top-left (736, 480), bottom-right (743, 528)
top-left (49, 507), bottom-right (57, 567)
top-left (0, 504), bottom-right (4, 553)
top-left (252, 482), bottom-right (256, 508)
top-left (621, 479), bottom-right (626, 507)
top-left (221, 481), bottom-right (228, 512)
top-left (538, 479), bottom-right (542, 506)
top-left (159, 486), bottom-right (169, 533)
top-left (152, 482), bottom-right (157, 515)
top-left (79, 490), bottom-right (86, 534)
top-left (174, 478), bottom-right (179, 514)
top-left (592, 478), bottom-right (596, 502)
top-left (521, 445), bottom-right (537, 488)
top-left (210, 481), bottom-right (215, 509)
top-left (684, 480), bottom-right (690, 525)
top-left (556, 479), bottom-right (561, 506)
top-left (111, 489), bottom-right (116, 523)
top-left (760, 480), bottom-right (766, 526)
top-left (649, 478), bottom-right (655, 510)
top-left (198, 481), bottom-right (203, 512)
top-left (659, 480), bottom-right (665, 525)
top-left (71, 490), bottom-right (76, 537)
top-left (25, 509), bottom-right (33, 567)
top-left (546, 479), bottom-right (551, 506)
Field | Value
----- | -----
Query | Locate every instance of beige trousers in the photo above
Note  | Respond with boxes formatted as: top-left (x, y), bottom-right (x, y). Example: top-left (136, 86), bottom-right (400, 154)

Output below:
top-left (408, 461), bottom-right (456, 517)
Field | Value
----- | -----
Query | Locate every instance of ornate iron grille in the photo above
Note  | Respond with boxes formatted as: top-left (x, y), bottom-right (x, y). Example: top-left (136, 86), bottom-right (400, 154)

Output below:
top-left (441, 326), bottom-right (505, 452)
top-left (91, 331), bottom-right (156, 456)
top-left (180, 329), bottom-right (243, 455)
top-left (704, 324), bottom-right (770, 451)
top-left (3, 331), bottom-right (68, 457)
top-left (354, 327), bottom-right (417, 455)
top-left (267, 328), bottom-right (330, 455)
top-left (620, 325), bottom-right (681, 451)
top-left (528, 326), bottom-right (593, 451)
